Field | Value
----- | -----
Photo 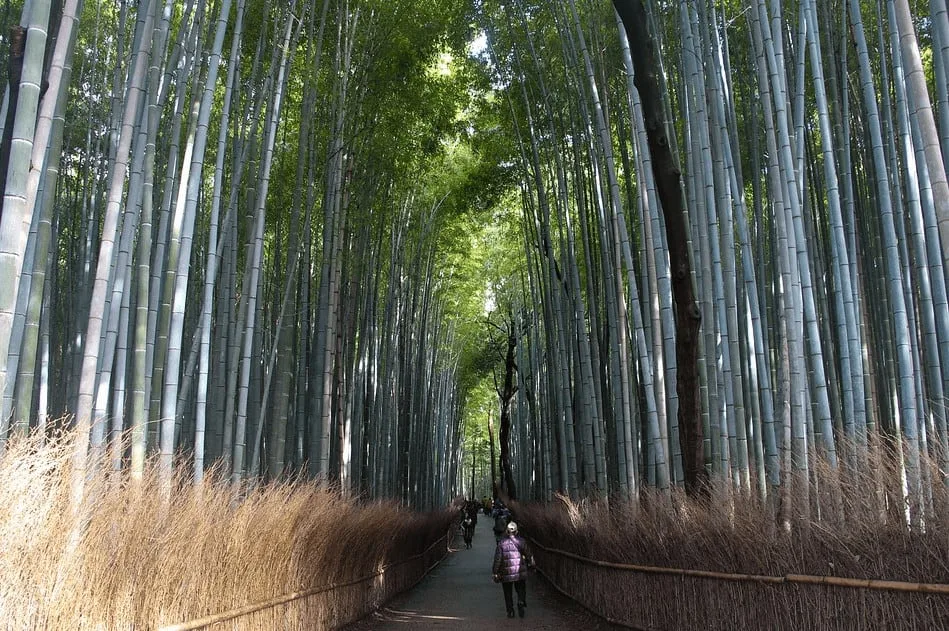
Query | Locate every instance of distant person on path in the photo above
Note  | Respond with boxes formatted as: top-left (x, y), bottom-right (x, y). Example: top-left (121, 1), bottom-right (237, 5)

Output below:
top-left (492, 521), bottom-right (534, 618)
top-left (491, 501), bottom-right (511, 541)
top-left (462, 512), bottom-right (476, 549)
top-left (469, 499), bottom-right (481, 522)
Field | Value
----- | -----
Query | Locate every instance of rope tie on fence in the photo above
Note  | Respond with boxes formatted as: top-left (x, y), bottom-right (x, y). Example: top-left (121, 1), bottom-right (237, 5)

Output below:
top-left (528, 537), bottom-right (949, 594)
top-left (159, 529), bottom-right (453, 631)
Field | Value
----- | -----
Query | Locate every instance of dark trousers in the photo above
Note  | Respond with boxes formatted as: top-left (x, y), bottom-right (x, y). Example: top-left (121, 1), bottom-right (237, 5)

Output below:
top-left (501, 580), bottom-right (526, 613)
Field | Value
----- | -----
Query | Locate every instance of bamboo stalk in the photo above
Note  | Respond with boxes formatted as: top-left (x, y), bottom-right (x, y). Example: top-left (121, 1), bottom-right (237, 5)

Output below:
top-left (785, 573), bottom-right (949, 594)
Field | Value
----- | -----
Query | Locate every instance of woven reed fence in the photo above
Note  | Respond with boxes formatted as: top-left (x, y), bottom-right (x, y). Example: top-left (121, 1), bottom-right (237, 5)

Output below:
top-left (529, 538), bottom-right (949, 630)
top-left (159, 528), bottom-right (454, 631)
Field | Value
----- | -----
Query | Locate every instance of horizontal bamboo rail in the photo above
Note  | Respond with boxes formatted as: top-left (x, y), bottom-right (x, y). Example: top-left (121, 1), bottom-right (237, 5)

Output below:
top-left (528, 537), bottom-right (949, 594)
top-left (159, 529), bottom-right (453, 631)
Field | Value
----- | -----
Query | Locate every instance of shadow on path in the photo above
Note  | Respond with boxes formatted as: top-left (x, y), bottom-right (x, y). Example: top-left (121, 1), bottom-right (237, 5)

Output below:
top-left (340, 522), bottom-right (627, 630)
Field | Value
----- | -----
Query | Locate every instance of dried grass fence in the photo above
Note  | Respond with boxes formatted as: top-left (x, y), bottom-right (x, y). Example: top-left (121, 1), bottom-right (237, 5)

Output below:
top-left (0, 431), bottom-right (457, 631)
top-left (160, 528), bottom-right (452, 631)
top-left (513, 449), bottom-right (949, 631)
top-left (530, 537), bottom-right (949, 630)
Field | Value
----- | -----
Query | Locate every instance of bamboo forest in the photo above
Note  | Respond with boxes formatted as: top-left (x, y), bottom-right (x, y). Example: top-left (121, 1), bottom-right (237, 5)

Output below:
top-left (1, 0), bottom-right (948, 628)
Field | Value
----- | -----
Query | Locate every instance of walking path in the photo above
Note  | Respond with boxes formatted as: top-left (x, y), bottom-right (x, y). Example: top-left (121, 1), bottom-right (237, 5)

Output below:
top-left (340, 522), bottom-right (626, 630)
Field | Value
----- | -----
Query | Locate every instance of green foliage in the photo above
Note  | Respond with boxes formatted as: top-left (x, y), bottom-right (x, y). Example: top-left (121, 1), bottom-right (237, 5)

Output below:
top-left (51, 0), bottom-right (535, 496)
top-left (458, 368), bottom-right (498, 492)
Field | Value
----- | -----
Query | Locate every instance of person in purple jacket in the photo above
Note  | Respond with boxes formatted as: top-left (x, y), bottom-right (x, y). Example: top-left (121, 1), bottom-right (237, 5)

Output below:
top-left (491, 521), bottom-right (534, 618)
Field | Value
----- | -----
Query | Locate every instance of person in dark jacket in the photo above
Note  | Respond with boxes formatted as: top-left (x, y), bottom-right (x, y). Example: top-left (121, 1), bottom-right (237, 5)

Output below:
top-left (462, 513), bottom-right (475, 549)
top-left (492, 521), bottom-right (533, 618)
top-left (491, 502), bottom-right (512, 541)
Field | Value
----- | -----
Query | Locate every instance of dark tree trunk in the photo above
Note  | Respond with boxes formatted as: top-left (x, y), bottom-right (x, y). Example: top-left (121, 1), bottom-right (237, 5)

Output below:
top-left (498, 322), bottom-right (519, 500)
top-left (612, 0), bottom-right (707, 496)
top-left (488, 412), bottom-right (498, 497)
top-left (470, 446), bottom-right (476, 498)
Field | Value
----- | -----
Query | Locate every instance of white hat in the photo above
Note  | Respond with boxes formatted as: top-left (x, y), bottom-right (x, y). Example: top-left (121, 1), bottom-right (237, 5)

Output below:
top-left (506, 521), bottom-right (518, 534)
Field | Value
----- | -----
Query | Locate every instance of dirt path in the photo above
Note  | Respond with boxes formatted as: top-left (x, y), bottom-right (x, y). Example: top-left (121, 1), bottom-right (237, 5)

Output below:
top-left (340, 522), bottom-right (627, 630)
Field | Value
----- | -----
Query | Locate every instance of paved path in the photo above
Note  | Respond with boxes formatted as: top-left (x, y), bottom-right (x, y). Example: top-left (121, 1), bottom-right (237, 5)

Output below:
top-left (340, 522), bottom-right (626, 630)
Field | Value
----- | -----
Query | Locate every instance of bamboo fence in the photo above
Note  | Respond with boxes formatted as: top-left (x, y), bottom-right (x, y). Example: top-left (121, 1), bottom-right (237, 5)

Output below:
top-left (529, 537), bottom-right (949, 630)
top-left (159, 528), bottom-right (454, 631)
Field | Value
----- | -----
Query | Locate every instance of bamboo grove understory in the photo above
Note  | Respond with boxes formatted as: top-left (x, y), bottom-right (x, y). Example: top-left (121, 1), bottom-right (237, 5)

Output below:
top-left (0, 0), bottom-right (946, 523)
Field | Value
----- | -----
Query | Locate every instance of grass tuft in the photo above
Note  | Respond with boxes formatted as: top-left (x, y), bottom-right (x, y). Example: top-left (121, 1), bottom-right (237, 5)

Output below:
top-left (0, 430), bottom-right (453, 630)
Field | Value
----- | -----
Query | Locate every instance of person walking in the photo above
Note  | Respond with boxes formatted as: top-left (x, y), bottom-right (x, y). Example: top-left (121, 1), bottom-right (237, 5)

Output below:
top-left (462, 512), bottom-right (475, 549)
top-left (491, 521), bottom-right (534, 618)
top-left (491, 501), bottom-right (511, 541)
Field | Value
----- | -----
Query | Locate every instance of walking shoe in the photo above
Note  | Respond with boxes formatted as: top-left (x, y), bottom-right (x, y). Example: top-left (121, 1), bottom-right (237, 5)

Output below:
top-left (507, 611), bottom-right (515, 618)
top-left (518, 602), bottom-right (526, 618)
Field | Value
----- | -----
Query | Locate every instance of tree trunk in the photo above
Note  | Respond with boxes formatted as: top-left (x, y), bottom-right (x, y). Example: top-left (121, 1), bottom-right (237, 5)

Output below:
top-left (488, 410), bottom-right (498, 497)
top-left (72, 0), bottom-right (157, 500)
top-left (0, 1), bottom-right (49, 429)
top-left (612, 0), bottom-right (705, 495)
top-left (497, 315), bottom-right (519, 500)
top-left (0, 25), bottom-right (26, 224)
